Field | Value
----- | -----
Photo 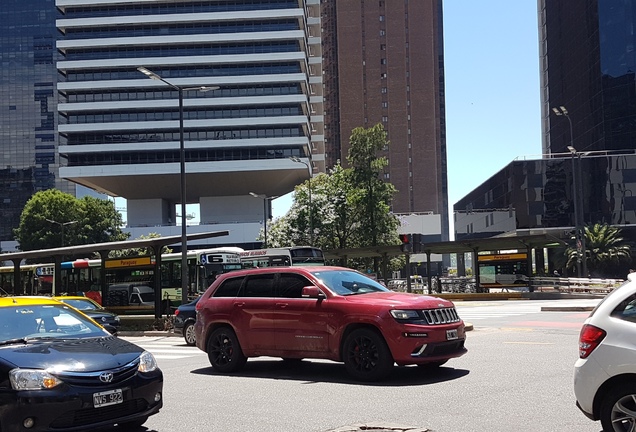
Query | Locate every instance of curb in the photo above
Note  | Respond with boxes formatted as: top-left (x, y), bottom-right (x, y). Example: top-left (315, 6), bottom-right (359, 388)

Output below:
top-left (540, 306), bottom-right (595, 312)
top-left (117, 330), bottom-right (179, 337)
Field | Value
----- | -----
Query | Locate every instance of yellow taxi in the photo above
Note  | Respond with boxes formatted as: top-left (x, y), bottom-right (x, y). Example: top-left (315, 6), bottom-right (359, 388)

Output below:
top-left (0, 296), bottom-right (162, 431)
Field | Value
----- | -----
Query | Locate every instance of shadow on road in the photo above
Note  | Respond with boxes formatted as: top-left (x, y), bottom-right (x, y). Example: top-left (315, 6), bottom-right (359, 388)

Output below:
top-left (190, 358), bottom-right (469, 386)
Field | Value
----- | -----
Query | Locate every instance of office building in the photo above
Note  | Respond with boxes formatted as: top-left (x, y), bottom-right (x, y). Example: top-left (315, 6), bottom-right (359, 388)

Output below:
top-left (540, 0), bottom-right (636, 154)
top-left (55, 0), bottom-right (323, 244)
top-left (321, 0), bottom-right (449, 241)
top-left (0, 0), bottom-right (75, 245)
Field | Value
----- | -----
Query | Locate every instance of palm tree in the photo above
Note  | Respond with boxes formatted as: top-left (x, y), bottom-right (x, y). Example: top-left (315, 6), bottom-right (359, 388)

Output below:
top-left (566, 223), bottom-right (631, 277)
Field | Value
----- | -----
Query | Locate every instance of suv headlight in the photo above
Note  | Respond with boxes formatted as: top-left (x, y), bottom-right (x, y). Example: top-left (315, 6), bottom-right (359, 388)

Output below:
top-left (138, 351), bottom-right (158, 373)
top-left (10, 369), bottom-right (63, 390)
top-left (390, 310), bottom-right (420, 320)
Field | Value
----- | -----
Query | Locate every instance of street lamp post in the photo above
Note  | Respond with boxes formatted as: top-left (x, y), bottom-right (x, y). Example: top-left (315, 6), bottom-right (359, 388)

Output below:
top-left (289, 156), bottom-right (312, 245)
top-left (45, 219), bottom-right (78, 247)
top-left (249, 192), bottom-right (278, 247)
top-left (137, 67), bottom-right (218, 305)
top-left (552, 105), bottom-right (587, 277)
top-left (568, 146), bottom-right (588, 278)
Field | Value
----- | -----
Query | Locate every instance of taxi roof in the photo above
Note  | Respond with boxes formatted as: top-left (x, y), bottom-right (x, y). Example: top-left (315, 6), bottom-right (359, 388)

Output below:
top-left (0, 296), bottom-right (61, 307)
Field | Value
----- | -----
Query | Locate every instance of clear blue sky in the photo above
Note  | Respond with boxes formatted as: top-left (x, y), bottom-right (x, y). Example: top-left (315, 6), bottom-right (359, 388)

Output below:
top-left (273, 1), bottom-right (542, 223)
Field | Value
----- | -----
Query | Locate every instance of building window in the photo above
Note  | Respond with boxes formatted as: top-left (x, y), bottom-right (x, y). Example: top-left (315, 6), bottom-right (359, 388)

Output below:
top-left (380, 15), bottom-right (385, 21)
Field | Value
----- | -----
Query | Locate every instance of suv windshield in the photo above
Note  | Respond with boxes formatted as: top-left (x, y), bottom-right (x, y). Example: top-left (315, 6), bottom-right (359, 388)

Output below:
top-left (311, 270), bottom-right (390, 295)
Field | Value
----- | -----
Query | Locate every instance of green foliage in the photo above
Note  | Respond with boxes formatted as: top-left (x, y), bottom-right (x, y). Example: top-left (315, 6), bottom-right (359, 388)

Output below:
top-left (565, 223), bottom-right (632, 277)
top-left (13, 190), bottom-right (129, 252)
top-left (267, 124), bottom-right (400, 273)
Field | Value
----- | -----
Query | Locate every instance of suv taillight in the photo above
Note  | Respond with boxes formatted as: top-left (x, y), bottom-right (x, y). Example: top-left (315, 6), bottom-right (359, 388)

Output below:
top-left (578, 324), bottom-right (606, 359)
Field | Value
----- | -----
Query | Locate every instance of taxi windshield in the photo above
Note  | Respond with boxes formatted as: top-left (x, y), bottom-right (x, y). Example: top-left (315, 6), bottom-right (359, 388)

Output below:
top-left (0, 304), bottom-right (108, 343)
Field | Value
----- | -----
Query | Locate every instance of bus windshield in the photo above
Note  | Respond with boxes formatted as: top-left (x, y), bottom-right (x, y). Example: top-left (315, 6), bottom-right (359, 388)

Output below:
top-left (241, 246), bottom-right (325, 268)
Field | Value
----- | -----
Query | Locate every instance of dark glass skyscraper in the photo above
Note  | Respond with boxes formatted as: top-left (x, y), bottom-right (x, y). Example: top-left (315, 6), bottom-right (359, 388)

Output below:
top-left (541, 0), bottom-right (636, 154)
top-left (0, 0), bottom-right (73, 243)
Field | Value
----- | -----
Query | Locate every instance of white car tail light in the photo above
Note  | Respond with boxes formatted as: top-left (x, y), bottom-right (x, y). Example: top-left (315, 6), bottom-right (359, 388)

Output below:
top-left (578, 324), bottom-right (606, 359)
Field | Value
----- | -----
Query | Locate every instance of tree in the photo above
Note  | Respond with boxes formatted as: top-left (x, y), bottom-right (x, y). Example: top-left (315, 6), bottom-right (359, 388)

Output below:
top-left (347, 124), bottom-right (398, 248)
top-left (566, 223), bottom-right (632, 278)
top-left (268, 124), bottom-right (400, 275)
top-left (13, 190), bottom-right (129, 252)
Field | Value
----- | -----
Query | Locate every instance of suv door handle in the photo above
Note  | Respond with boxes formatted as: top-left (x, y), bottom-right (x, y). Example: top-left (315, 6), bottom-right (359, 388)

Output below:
top-left (276, 303), bottom-right (288, 309)
top-left (234, 302), bottom-right (245, 308)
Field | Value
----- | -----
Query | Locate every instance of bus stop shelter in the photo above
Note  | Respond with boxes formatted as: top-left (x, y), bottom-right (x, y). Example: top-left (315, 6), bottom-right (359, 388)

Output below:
top-left (323, 233), bottom-right (566, 293)
top-left (0, 230), bottom-right (229, 317)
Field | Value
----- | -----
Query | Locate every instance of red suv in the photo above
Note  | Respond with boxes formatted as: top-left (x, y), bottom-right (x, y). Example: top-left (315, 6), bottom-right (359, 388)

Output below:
top-left (194, 266), bottom-right (467, 381)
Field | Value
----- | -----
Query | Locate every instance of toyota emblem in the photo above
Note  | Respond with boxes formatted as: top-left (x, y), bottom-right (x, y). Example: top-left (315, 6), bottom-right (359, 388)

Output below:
top-left (99, 372), bottom-right (114, 383)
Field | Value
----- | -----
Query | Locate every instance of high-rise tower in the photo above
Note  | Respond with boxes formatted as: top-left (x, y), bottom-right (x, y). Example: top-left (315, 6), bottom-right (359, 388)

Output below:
top-left (0, 0), bottom-right (74, 244)
top-left (540, 0), bottom-right (636, 154)
top-left (55, 0), bottom-right (323, 236)
top-left (322, 0), bottom-right (449, 240)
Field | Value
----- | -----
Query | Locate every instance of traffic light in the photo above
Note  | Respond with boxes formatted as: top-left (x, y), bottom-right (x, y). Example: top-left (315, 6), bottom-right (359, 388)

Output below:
top-left (412, 233), bottom-right (422, 253)
top-left (399, 234), bottom-right (412, 253)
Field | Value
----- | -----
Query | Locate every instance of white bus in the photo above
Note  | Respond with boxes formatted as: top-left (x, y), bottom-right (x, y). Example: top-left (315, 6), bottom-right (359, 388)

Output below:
top-left (240, 246), bottom-right (325, 268)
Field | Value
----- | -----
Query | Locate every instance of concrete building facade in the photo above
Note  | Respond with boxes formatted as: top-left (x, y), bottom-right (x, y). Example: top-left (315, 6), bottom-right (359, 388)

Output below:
top-left (55, 0), bottom-right (323, 246)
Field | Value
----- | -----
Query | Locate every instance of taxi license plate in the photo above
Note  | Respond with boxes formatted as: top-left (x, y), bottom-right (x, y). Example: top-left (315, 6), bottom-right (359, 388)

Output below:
top-left (446, 329), bottom-right (459, 340)
top-left (93, 389), bottom-right (123, 408)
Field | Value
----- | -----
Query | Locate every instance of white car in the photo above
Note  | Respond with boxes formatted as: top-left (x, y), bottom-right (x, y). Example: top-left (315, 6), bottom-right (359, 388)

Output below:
top-left (574, 273), bottom-right (636, 431)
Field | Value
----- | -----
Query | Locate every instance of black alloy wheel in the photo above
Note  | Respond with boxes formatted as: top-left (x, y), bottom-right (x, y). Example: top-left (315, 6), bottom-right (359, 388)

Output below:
top-left (343, 328), bottom-right (393, 381)
top-left (206, 327), bottom-right (247, 373)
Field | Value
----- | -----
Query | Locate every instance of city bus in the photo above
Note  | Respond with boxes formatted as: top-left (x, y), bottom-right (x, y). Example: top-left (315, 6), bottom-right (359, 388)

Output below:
top-left (61, 247), bottom-right (244, 306)
top-left (0, 263), bottom-right (51, 295)
top-left (240, 246), bottom-right (325, 268)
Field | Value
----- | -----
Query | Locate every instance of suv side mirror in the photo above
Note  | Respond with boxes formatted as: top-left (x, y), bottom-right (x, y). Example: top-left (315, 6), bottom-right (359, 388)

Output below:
top-left (301, 286), bottom-right (325, 299)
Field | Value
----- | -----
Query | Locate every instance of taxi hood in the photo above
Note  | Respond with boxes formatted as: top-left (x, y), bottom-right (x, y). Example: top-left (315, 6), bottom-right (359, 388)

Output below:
top-left (0, 336), bottom-right (144, 371)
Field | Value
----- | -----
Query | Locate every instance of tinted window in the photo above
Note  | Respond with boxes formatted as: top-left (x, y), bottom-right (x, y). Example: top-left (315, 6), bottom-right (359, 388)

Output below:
top-left (611, 293), bottom-right (636, 323)
top-left (240, 274), bottom-right (275, 297)
top-left (278, 273), bottom-right (312, 298)
top-left (213, 277), bottom-right (244, 297)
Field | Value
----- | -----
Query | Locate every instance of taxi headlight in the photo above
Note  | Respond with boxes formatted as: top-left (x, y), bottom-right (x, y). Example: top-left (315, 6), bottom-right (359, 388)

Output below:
top-left (9, 369), bottom-right (63, 390)
top-left (138, 351), bottom-right (158, 373)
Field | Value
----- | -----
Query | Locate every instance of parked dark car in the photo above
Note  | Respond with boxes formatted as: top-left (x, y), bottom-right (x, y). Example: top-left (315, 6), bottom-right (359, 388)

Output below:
top-left (194, 266), bottom-right (467, 381)
top-left (174, 296), bottom-right (200, 346)
top-left (53, 295), bottom-right (121, 333)
top-left (0, 296), bottom-right (163, 431)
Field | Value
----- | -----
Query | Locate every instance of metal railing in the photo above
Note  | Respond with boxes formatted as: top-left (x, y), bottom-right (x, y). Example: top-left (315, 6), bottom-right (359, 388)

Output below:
top-left (529, 276), bottom-right (624, 293)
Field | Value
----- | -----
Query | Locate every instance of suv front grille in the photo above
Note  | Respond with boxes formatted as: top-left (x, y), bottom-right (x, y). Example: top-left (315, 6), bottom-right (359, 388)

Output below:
top-left (422, 307), bottom-right (461, 325)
